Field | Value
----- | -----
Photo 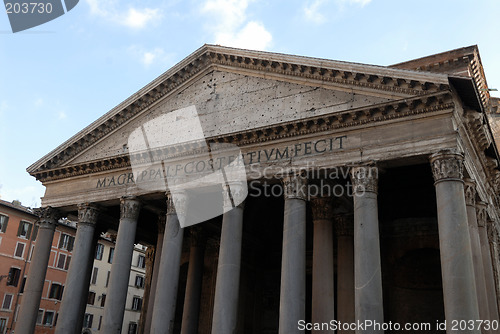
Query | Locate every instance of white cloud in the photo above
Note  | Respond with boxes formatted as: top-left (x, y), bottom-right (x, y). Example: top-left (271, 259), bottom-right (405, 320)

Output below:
top-left (304, 0), bottom-right (372, 24)
top-left (216, 21), bottom-right (272, 51)
top-left (128, 45), bottom-right (173, 67)
top-left (34, 98), bottom-right (43, 107)
top-left (304, 0), bottom-right (327, 24)
top-left (345, 0), bottom-right (372, 6)
top-left (85, 0), bottom-right (161, 29)
top-left (58, 111), bottom-right (67, 119)
top-left (201, 0), bottom-right (273, 51)
top-left (123, 8), bottom-right (161, 29)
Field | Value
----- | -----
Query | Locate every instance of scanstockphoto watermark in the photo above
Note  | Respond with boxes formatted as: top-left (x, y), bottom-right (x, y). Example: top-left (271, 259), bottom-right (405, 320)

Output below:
top-left (3, 0), bottom-right (79, 33)
top-left (298, 320), bottom-right (433, 332)
top-left (298, 319), bottom-right (499, 332)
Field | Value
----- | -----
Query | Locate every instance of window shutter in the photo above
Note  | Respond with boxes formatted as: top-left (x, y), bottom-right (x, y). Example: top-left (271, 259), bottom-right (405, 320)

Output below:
top-left (16, 222), bottom-right (23, 236)
top-left (58, 235), bottom-right (65, 248)
top-left (0, 215), bottom-right (8, 232)
top-left (26, 223), bottom-right (32, 239)
top-left (68, 236), bottom-right (75, 252)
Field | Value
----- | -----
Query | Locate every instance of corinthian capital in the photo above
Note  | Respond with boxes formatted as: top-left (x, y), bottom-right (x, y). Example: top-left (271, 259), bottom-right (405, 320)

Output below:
top-left (34, 206), bottom-right (62, 229)
top-left (350, 164), bottom-right (378, 194)
top-left (166, 191), bottom-right (187, 216)
top-left (282, 173), bottom-right (308, 200)
top-left (222, 182), bottom-right (246, 210)
top-left (476, 201), bottom-right (488, 228)
top-left (311, 197), bottom-right (333, 221)
top-left (77, 203), bottom-right (100, 226)
top-left (120, 196), bottom-right (141, 220)
top-left (463, 179), bottom-right (476, 206)
top-left (429, 149), bottom-right (464, 184)
top-left (487, 221), bottom-right (499, 244)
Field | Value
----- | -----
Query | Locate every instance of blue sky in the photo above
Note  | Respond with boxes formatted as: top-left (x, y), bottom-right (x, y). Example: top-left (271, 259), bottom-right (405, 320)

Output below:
top-left (0, 0), bottom-right (499, 207)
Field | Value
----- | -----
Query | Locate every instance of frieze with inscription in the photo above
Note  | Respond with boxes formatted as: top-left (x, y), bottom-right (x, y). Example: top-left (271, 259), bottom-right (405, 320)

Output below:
top-left (95, 135), bottom-right (347, 189)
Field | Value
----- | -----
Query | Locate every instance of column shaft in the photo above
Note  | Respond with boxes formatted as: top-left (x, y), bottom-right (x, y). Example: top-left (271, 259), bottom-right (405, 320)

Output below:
top-left (279, 174), bottom-right (307, 334)
top-left (336, 215), bottom-right (355, 334)
top-left (351, 166), bottom-right (384, 333)
top-left (464, 181), bottom-right (490, 326)
top-left (16, 207), bottom-right (61, 334)
top-left (76, 230), bottom-right (100, 332)
top-left (479, 203), bottom-right (500, 322)
top-left (211, 202), bottom-right (244, 334)
top-left (430, 150), bottom-right (480, 334)
top-left (101, 197), bottom-right (141, 334)
top-left (55, 204), bottom-right (99, 334)
top-left (482, 227), bottom-right (500, 321)
top-left (181, 227), bottom-right (206, 334)
top-left (150, 193), bottom-right (186, 334)
top-left (311, 197), bottom-right (335, 333)
top-left (143, 216), bottom-right (166, 334)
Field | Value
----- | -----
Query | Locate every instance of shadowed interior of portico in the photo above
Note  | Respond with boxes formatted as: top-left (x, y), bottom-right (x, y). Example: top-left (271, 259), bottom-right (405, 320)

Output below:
top-left (56, 163), bottom-right (447, 333)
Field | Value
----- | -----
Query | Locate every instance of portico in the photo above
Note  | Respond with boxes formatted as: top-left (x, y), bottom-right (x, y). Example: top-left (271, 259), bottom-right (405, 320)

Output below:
top-left (22, 45), bottom-right (500, 334)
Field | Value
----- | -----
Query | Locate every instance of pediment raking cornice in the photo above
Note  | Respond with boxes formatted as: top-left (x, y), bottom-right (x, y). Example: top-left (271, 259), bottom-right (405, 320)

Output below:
top-left (27, 44), bottom-right (451, 176)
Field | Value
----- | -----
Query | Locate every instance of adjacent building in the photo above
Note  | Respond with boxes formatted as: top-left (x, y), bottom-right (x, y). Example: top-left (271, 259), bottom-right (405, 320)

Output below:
top-left (0, 199), bottom-right (76, 334)
top-left (83, 237), bottom-right (146, 334)
top-left (0, 199), bottom-right (147, 334)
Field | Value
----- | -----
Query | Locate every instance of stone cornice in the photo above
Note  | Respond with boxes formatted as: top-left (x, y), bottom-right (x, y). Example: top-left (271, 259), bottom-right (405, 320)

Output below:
top-left (27, 45), bottom-right (451, 177)
top-left (33, 91), bottom-right (454, 182)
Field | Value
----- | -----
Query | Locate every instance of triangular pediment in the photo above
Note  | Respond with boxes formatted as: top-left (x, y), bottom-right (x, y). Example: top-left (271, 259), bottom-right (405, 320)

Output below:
top-left (28, 44), bottom-right (451, 179)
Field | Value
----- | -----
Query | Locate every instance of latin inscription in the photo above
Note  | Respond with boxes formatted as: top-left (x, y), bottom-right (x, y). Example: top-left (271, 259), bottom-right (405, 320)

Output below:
top-left (96, 135), bottom-right (347, 188)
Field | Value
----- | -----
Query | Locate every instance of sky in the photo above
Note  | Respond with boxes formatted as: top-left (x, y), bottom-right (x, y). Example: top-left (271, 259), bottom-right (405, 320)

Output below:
top-left (0, 0), bottom-right (499, 208)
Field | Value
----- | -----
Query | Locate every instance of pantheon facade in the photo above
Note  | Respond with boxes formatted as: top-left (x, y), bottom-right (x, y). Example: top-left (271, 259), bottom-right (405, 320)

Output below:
top-left (18, 45), bottom-right (500, 333)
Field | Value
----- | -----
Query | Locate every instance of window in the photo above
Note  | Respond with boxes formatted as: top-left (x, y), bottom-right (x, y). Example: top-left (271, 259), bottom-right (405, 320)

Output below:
top-left (105, 271), bottom-right (111, 287)
top-left (49, 283), bottom-right (63, 300)
top-left (56, 253), bottom-right (66, 269)
top-left (131, 296), bottom-right (142, 311)
top-left (58, 234), bottom-right (75, 251)
top-left (65, 256), bottom-right (71, 270)
top-left (87, 291), bottom-right (96, 305)
top-left (19, 276), bottom-right (27, 293)
top-left (7, 267), bottom-right (21, 286)
top-left (91, 267), bottom-right (98, 285)
top-left (1, 294), bottom-right (13, 310)
top-left (108, 247), bottom-right (114, 263)
top-left (14, 242), bottom-right (25, 258)
top-left (0, 318), bottom-right (7, 334)
top-left (43, 311), bottom-right (54, 326)
top-left (17, 221), bottom-right (32, 239)
top-left (95, 244), bottom-right (104, 260)
top-left (98, 316), bottom-right (102, 330)
top-left (128, 322), bottom-right (138, 334)
top-left (134, 275), bottom-right (145, 288)
top-left (137, 255), bottom-right (145, 268)
top-left (83, 313), bottom-right (93, 328)
top-left (0, 214), bottom-right (8, 233)
top-left (100, 294), bottom-right (106, 307)
top-left (36, 309), bottom-right (44, 324)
